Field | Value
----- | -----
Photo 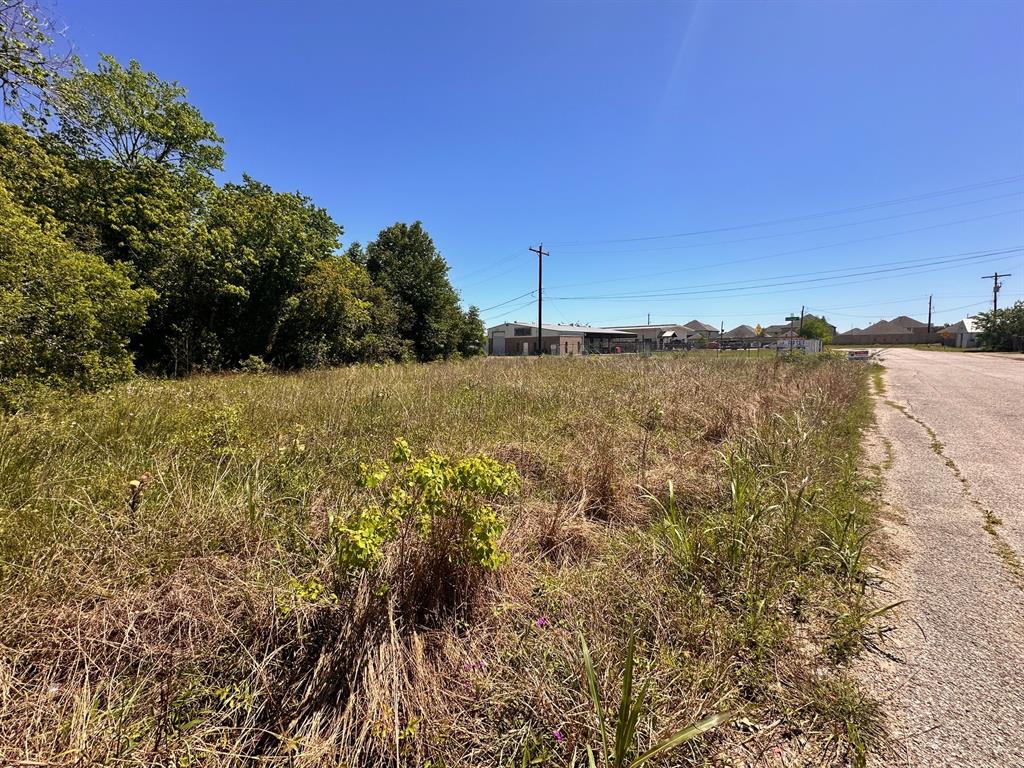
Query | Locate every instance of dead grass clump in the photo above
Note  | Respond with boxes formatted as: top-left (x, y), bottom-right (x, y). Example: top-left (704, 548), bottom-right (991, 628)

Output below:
top-left (505, 495), bottom-right (602, 567)
top-left (575, 432), bottom-right (635, 522)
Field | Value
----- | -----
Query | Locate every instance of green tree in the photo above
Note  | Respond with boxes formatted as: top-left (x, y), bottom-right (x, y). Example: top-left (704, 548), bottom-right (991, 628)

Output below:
top-left (0, 122), bottom-right (77, 227)
top-left (54, 54), bottom-right (223, 175)
top-left (366, 221), bottom-right (466, 362)
top-left (798, 315), bottom-right (833, 344)
top-left (201, 176), bottom-right (343, 366)
top-left (272, 257), bottom-right (408, 368)
top-left (0, 180), bottom-right (152, 406)
top-left (0, 0), bottom-right (72, 116)
top-left (456, 305), bottom-right (486, 357)
top-left (974, 302), bottom-right (1024, 351)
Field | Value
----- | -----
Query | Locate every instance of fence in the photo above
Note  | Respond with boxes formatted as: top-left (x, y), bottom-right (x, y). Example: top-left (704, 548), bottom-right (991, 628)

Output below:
top-left (831, 332), bottom-right (949, 346)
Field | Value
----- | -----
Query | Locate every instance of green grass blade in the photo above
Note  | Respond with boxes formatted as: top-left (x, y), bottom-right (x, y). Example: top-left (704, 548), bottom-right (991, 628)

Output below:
top-left (627, 710), bottom-right (736, 768)
top-left (613, 633), bottom-right (638, 768)
top-left (580, 632), bottom-right (608, 763)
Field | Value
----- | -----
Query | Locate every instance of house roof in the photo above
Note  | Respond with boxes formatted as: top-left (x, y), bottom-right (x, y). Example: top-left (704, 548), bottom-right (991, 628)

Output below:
top-left (860, 316), bottom-right (927, 335)
top-left (684, 320), bottom-right (719, 332)
top-left (892, 315), bottom-right (927, 328)
top-left (844, 327), bottom-right (863, 335)
top-left (488, 322), bottom-right (636, 337)
top-left (723, 324), bottom-right (757, 338)
top-left (941, 317), bottom-right (981, 335)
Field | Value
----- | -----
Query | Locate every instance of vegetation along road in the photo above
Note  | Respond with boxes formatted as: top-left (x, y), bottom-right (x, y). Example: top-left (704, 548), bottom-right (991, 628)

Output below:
top-left (862, 348), bottom-right (1024, 767)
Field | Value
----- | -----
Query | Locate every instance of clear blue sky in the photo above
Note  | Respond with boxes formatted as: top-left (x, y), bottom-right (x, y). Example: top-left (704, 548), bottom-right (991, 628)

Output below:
top-left (57, 0), bottom-right (1023, 331)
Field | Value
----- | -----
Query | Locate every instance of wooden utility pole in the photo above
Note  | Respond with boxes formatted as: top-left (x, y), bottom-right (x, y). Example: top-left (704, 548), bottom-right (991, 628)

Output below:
top-left (927, 295), bottom-right (933, 333)
top-left (529, 244), bottom-right (549, 356)
top-left (982, 272), bottom-right (1012, 312)
top-left (799, 305), bottom-right (805, 331)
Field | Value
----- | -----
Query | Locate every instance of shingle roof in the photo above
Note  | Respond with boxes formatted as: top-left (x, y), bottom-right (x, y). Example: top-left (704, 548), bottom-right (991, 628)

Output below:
top-left (723, 324), bottom-right (757, 338)
top-left (684, 320), bottom-right (719, 332)
top-left (860, 316), bottom-right (927, 334)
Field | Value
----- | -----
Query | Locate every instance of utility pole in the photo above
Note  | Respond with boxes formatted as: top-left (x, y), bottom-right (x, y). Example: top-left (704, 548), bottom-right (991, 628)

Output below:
top-left (719, 321), bottom-right (724, 354)
top-left (799, 305), bottom-right (805, 332)
top-left (647, 312), bottom-right (650, 325)
top-left (927, 295), bottom-right (933, 333)
top-left (529, 244), bottom-right (549, 356)
top-left (982, 272), bottom-right (1012, 313)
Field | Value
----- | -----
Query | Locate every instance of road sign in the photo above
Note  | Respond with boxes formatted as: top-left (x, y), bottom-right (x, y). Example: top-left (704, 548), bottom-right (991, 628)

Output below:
top-left (785, 315), bottom-right (800, 322)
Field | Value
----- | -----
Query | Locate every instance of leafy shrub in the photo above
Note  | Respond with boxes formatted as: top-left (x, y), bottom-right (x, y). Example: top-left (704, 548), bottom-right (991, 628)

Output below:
top-left (798, 315), bottom-right (834, 344)
top-left (974, 301), bottom-right (1024, 351)
top-left (332, 438), bottom-right (520, 620)
top-left (0, 180), bottom-right (153, 408)
top-left (238, 354), bottom-right (270, 374)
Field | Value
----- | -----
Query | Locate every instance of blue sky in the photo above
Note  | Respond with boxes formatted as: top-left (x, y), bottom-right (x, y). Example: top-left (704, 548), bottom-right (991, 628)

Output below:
top-left (57, 0), bottom-right (1023, 331)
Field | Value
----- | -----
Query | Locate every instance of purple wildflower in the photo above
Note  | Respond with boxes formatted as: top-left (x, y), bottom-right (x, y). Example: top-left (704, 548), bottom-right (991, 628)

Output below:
top-left (535, 615), bottom-right (549, 628)
top-left (553, 729), bottom-right (565, 743)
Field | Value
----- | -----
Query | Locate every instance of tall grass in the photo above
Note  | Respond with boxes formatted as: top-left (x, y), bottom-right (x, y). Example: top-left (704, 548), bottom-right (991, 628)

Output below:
top-left (0, 354), bottom-right (880, 765)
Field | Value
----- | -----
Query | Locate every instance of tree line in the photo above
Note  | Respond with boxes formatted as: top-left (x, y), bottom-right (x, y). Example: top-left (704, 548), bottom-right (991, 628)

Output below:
top-left (1, 2), bottom-right (484, 407)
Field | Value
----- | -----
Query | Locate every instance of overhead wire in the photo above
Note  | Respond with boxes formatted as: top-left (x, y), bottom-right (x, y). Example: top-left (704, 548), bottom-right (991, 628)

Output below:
top-left (477, 289), bottom-right (536, 313)
top-left (545, 207), bottom-right (1024, 291)
top-left (548, 250), bottom-right (1021, 305)
top-left (548, 247), bottom-right (1023, 301)
top-left (547, 174), bottom-right (1024, 246)
top-left (551, 189), bottom-right (1024, 258)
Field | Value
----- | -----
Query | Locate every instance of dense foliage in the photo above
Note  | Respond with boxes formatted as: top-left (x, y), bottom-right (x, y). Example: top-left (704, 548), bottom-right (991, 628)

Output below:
top-left (0, 179), bottom-right (152, 408)
top-left (798, 315), bottom-right (834, 344)
top-left (974, 301), bottom-right (1024, 351)
top-left (1, 9), bottom-right (484, 401)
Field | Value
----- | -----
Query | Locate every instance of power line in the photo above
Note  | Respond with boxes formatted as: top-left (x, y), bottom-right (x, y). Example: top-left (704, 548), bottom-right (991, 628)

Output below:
top-left (451, 247), bottom-right (527, 282)
top-left (553, 189), bottom-right (1023, 257)
top-left (480, 297), bottom-right (538, 321)
top-left (549, 247), bottom-right (1022, 301)
top-left (545, 207), bottom-right (1024, 292)
top-left (560, 247), bottom-right (1013, 300)
top-left (478, 289), bottom-right (535, 313)
top-left (548, 174), bottom-right (1024, 246)
top-left (548, 250), bottom-right (1022, 305)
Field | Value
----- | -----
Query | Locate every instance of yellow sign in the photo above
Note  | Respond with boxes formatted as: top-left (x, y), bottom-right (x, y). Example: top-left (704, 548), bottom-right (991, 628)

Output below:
top-left (754, 324), bottom-right (763, 336)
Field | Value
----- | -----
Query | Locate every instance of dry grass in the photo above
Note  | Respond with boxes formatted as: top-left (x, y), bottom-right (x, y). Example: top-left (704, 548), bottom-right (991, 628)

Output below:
top-left (0, 354), bottom-right (880, 766)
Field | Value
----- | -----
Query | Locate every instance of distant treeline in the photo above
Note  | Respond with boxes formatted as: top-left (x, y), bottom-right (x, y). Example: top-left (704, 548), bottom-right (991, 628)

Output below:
top-left (1, 4), bottom-right (484, 406)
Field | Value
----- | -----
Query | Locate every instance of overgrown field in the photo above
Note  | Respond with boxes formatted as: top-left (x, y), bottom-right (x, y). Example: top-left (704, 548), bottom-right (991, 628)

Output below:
top-left (0, 355), bottom-right (881, 766)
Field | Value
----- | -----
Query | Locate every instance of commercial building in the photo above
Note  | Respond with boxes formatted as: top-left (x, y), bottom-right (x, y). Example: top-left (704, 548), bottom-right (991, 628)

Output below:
top-left (609, 323), bottom-right (701, 351)
top-left (487, 322), bottom-right (636, 356)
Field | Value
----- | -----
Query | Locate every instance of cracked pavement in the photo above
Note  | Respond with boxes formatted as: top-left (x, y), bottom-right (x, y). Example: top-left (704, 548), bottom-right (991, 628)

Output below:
top-left (860, 349), bottom-right (1024, 767)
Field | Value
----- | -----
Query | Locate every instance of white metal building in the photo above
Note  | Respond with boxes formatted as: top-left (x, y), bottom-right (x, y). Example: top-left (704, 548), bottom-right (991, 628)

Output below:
top-left (487, 322), bottom-right (636, 356)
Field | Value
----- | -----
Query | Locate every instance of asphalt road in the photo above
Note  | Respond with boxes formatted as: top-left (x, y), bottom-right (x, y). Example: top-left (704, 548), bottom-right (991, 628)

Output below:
top-left (861, 349), bottom-right (1024, 767)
